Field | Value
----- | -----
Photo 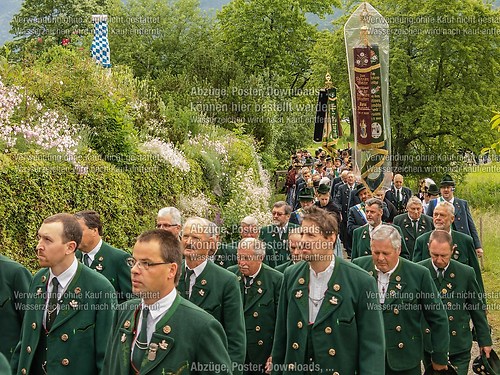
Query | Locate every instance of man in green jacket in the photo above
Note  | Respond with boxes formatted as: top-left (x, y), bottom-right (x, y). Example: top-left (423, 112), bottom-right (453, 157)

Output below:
top-left (177, 217), bottom-right (246, 374)
top-left (228, 238), bottom-right (283, 374)
top-left (271, 206), bottom-right (385, 375)
top-left (74, 210), bottom-right (132, 303)
top-left (412, 201), bottom-right (484, 295)
top-left (0, 254), bottom-right (32, 361)
top-left (275, 229), bottom-right (303, 273)
top-left (419, 230), bottom-right (493, 375)
top-left (353, 225), bottom-right (450, 374)
top-left (259, 201), bottom-right (299, 268)
top-left (103, 229), bottom-right (232, 375)
top-left (11, 213), bottom-right (116, 375)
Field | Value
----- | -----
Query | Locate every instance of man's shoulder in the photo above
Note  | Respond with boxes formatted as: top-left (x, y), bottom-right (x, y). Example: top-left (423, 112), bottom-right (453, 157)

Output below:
top-left (205, 261), bottom-right (238, 282)
top-left (392, 213), bottom-right (407, 225)
top-left (0, 254), bottom-right (29, 274)
top-left (177, 297), bottom-right (224, 323)
top-left (336, 257), bottom-right (376, 282)
top-left (261, 263), bottom-right (284, 281)
top-left (400, 257), bottom-right (429, 275)
top-left (226, 264), bottom-right (239, 275)
top-left (79, 263), bottom-right (116, 290)
top-left (353, 224), bottom-right (369, 236)
top-left (416, 231), bottom-right (432, 243)
top-left (101, 242), bottom-right (130, 259)
top-left (451, 230), bottom-right (474, 245)
top-left (352, 255), bottom-right (373, 269)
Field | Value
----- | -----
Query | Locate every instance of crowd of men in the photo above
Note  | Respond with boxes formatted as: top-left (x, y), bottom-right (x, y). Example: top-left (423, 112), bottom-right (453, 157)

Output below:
top-left (0, 149), bottom-right (497, 375)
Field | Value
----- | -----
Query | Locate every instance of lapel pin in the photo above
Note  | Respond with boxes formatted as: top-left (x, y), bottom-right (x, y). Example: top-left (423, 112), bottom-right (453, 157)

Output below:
top-left (333, 284), bottom-right (341, 291)
top-left (147, 343), bottom-right (158, 361)
top-left (41, 276), bottom-right (47, 282)
top-left (98, 256), bottom-right (104, 261)
top-left (124, 320), bottom-right (131, 329)
top-left (257, 288), bottom-right (263, 294)
top-left (447, 283), bottom-right (452, 289)
top-left (159, 340), bottom-right (168, 350)
top-left (453, 255), bottom-right (459, 260)
top-left (396, 284), bottom-right (402, 290)
top-left (237, 276), bottom-right (241, 281)
top-left (390, 290), bottom-right (396, 296)
top-left (298, 278), bottom-right (305, 285)
top-left (441, 288), bottom-right (448, 295)
top-left (201, 279), bottom-right (207, 285)
top-left (74, 287), bottom-right (81, 294)
top-left (257, 280), bottom-right (262, 286)
top-left (37, 288), bottom-right (43, 295)
top-left (329, 296), bottom-right (338, 305)
top-left (163, 325), bottom-right (171, 334)
top-left (395, 276), bottom-right (401, 282)
top-left (199, 290), bottom-right (205, 297)
top-left (450, 273), bottom-right (455, 278)
top-left (121, 333), bottom-right (126, 343)
top-left (69, 300), bottom-right (78, 308)
top-left (295, 290), bottom-right (303, 298)
top-left (362, 234), bottom-right (366, 239)
top-left (95, 264), bottom-right (103, 271)
top-left (368, 271), bottom-right (373, 276)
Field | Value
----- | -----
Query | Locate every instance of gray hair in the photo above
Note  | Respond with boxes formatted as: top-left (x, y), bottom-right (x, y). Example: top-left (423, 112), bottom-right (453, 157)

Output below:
top-left (365, 198), bottom-right (383, 210)
top-left (241, 216), bottom-right (258, 226)
top-left (371, 224), bottom-right (401, 251)
top-left (406, 196), bottom-right (423, 208)
top-left (435, 201), bottom-right (455, 215)
top-left (273, 201), bottom-right (292, 215)
top-left (238, 238), bottom-right (266, 257)
top-left (183, 216), bottom-right (219, 238)
top-left (157, 207), bottom-right (182, 225)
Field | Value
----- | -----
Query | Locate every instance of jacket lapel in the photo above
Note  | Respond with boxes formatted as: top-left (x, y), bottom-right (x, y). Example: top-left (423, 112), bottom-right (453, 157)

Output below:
top-left (382, 261), bottom-right (407, 307)
top-left (313, 261), bottom-right (343, 327)
top-left (244, 269), bottom-right (267, 313)
top-left (290, 268), bottom-right (309, 325)
top-left (50, 263), bottom-right (84, 330)
top-left (140, 295), bottom-right (182, 375)
top-left (189, 263), bottom-right (212, 304)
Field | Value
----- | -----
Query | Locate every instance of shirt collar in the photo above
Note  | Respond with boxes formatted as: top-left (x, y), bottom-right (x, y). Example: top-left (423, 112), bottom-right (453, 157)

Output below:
top-left (49, 257), bottom-right (78, 291)
top-left (187, 259), bottom-right (208, 277)
top-left (309, 258), bottom-right (335, 278)
top-left (375, 259), bottom-right (400, 278)
top-left (86, 239), bottom-right (103, 262)
top-left (144, 287), bottom-right (177, 320)
top-left (432, 261), bottom-right (450, 274)
top-left (249, 264), bottom-right (262, 279)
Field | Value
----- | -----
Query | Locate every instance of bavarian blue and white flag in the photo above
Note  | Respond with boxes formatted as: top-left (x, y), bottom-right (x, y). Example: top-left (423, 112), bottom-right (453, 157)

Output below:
top-left (91, 15), bottom-right (111, 68)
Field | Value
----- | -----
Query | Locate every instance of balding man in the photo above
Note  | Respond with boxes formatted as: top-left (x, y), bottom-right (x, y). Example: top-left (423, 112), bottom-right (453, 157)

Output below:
top-left (228, 238), bottom-right (283, 375)
top-left (156, 207), bottom-right (182, 237)
top-left (177, 217), bottom-right (246, 374)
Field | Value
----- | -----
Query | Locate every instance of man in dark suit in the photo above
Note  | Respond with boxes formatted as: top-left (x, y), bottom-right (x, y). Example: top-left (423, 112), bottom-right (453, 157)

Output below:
top-left (0, 254), bottom-right (32, 361)
top-left (334, 171), bottom-right (356, 256)
top-left (413, 201), bottom-right (484, 295)
top-left (177, 217), bottom-right (246, 374)
top-left (426, 174), bottom-right (482, 257)
top-left (228, 238), bottom-right (283, 375)
top-left (275, 229), bottom-right (303, 273)
top-left (346, 184), bottom-right (372, 242)
top-left (74, 210), bottom-right (132, 303)
top-left (12, 213), bottom-right (116, 375)
top-left (419, 230), bottom-right (493, 375)
top-left (385, 174), bottom-right (413, 215)
top-left (353, 225), bottom-right (450, 374)
top-left (271, 206), bottom-right (385, 374)
top-left (259, 201), bottom-right (299, 267)
top-left (351, 198), bottom-right (410, 260)
top-left (393, 196), bottom-right (433, 259)
top-left (103, 229), bottom-right (232, 375)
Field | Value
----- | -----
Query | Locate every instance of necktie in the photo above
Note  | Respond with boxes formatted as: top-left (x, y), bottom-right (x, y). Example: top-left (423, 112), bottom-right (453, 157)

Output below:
top-left (185, 268), bottom-right (195, 297)
top-left (46, 277), bottom-right (60, 331)
top-left (412, 220), bottom-right (418, 237)
top-left (437, 268), bottom-right (444, 283)
top-left (396, 189), bottom-right (401, 202)
top-left (131, 307), bottom-right (149, 372)
top-left (244, 277), bottom-right (253, 294)
top-left (83, 253), bottom-right (91, 267)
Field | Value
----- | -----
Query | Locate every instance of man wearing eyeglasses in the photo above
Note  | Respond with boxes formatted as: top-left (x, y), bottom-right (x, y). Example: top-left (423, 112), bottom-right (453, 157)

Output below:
top-left (74, 210), bottom-right (132, 303)
top-left (177, 217), bottom-right (246, 374)
top-left (156, 207), bottom-right (182, 238)
top-left (259, 201), bottom-right (299, 268)
top-left (103, 229), bottom-right (232, 374)
top-left (12, 213), bottom-right (116, 375)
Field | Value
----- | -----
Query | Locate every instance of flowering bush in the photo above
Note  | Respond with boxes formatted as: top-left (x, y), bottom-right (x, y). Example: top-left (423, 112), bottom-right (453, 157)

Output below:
top-left (0, 77), bottom-right (82, 168)
top-left (178, 192), bottom-right (215, 218)
top-left (140, 138), bottom-right (190, 172)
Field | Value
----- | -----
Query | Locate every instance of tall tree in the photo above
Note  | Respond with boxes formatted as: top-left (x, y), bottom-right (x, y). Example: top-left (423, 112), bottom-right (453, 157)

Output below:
top-left (311, 0), bottom-right (499, 174)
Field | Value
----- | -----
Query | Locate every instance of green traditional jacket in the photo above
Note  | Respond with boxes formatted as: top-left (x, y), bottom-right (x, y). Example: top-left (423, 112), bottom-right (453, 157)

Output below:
top-left (177, 260), bottom-right (245, 374)
top-left (353, 256), bottom-right (450, 371)
top-left (102, 294), bottom-right (232, 375)
top-left (76, 241), bottom-right (132, 303)
top-left (271, 258), bottom-right (385, 375)
top-left (351, 223), bottom-right (410, 260)
top-left (412, 230), bottom-right (484, 295)
top-left (228, 264), bottom-right (283, 368)
top-left (11, 262), bottom-right (116, 375)
top-left (259, 223), bottom-right (300, 268)
top-left (418, 259), bottom-right (491, 355)
top-left (0, 254), bottom-right (32, 361)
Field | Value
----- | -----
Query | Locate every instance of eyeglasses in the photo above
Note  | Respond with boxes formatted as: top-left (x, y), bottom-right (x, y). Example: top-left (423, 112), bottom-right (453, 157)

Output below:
top-left (272, 211), bottom-right (287, 217)
top-left (126, 257), bottom-right (170, 270)
top-left (156, 223), bottom-right (179, 229)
